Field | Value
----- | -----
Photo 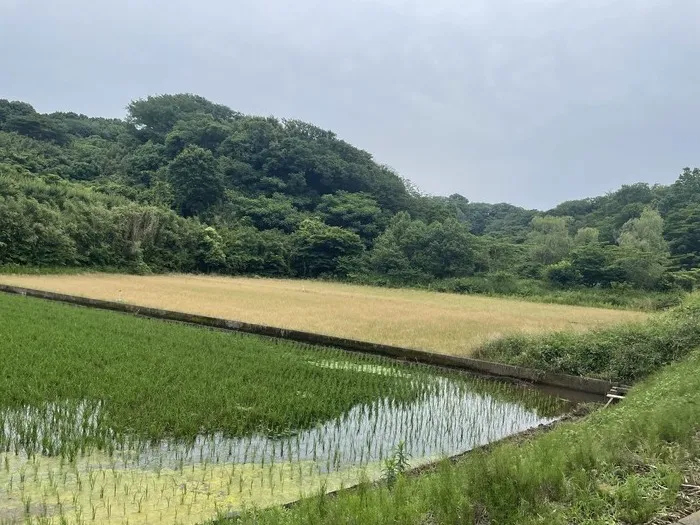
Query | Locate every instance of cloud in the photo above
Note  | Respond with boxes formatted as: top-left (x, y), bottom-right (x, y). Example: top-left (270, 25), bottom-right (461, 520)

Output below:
top-left (1, 0), bottom-right (699, 208)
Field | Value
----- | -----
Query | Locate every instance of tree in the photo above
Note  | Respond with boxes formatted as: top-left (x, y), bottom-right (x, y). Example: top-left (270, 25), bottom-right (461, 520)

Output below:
top-left (660, 168), bottom-right (700, 269)
top-left (370, 212), bottom-right (477, 281)
top-left (217, 192), bottom-right (304, 233)
top-left (546, 261), bottom-right (581, 287)
top-left (0, 195), bottom-right (76, 266)
top-left (221, 226), bottom-right (291, 275)
top-left (474, 237), bottom-right (525, 273)
top-left (574, 227), bottom-right (600, 246)
top-left (167, 145), bottom-right (224, 217)
top-left (3, 114), bottom-right (69, 145)
top-left (127, 94), bottom-right (238, 140)
top-left (569, 244), bottom-right (625, 287)
top-left (317, 191), bottom-right (383, 242)
top-left (164, 115), bottom-right (231, 157)
top-left (527, 216), bottom-right (572, 265)
top-left (461, 202), bottom-right (537, 240)
top-left (617, 208), bottom-right (670, 289)
top-left (665, 203), bottom-right (700, 269)
top-left (0, 99), bottom-right (36, 124)
top-left (618, 208), bottom-right (668, 253)
top-left (659, 167), bottom-right (700, 214)
top-left (196, 226), bottom-right (226, 272)
top-left (291, 218), bottom-right (364, 277)
top-left (123, 141), bottom-right (167, 185)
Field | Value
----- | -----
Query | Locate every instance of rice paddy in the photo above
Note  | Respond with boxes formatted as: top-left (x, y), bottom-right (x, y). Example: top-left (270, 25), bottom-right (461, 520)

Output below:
top-left (0, 274), bottom-right (646, 356)
top-left (0, 292), bottom-right (571, 524)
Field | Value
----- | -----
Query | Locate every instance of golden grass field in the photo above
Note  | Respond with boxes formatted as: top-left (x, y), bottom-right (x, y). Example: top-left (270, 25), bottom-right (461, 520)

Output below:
top-left (0, 274), bottom-right (647, 356)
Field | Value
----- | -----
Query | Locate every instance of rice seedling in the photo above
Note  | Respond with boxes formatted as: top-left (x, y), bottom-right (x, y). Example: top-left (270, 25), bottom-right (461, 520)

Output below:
top-left (0, 293), bottom-right (570, 524)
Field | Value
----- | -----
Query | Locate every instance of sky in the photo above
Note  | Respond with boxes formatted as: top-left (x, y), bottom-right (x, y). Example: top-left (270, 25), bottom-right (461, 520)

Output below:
top-left (1, 0), bottom-right (699, 209)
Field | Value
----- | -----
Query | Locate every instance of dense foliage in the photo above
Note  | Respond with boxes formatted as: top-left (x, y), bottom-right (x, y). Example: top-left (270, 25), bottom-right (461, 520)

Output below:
top-left (478, 293), bottom-right (700, 384)
top-left (1, 95), bottom-right (698, 295)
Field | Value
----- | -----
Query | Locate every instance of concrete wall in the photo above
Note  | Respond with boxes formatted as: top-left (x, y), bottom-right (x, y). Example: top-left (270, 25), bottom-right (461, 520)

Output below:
top-left (0, 284), bottom-right (620, 397)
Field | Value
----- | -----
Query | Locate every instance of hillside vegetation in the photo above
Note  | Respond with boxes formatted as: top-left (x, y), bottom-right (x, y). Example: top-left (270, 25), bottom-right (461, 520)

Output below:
top-left (1, 95), bottom-right (699, 305)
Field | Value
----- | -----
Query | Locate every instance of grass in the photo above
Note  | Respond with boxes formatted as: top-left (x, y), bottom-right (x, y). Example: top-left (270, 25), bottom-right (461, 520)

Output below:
top-left (477, 293), bottom-right (700, 384)
top-left (0, 273), bottom-right (646, 356)
top-left (0, 293), bottom-right (416, 442)
top-left (228, 347), bottom-right (700, 525)
top-left (362, 273), bottom-right (685, 311)
top-left (0, 292), bottom-right (565, 524)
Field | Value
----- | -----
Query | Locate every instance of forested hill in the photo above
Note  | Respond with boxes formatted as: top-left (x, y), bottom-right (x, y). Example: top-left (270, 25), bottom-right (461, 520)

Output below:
top-left (1, 94), bottom-right (698, 299)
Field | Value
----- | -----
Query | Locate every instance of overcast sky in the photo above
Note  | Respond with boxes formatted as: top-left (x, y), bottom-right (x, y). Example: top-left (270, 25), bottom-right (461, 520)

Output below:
top-left (2, 0), bottom-right (699, 209)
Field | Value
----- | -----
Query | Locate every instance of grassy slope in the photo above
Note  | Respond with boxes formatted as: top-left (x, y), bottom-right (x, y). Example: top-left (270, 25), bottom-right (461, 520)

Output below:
top-left (0, 292), bottom-right (421, 441)
top-left (477, 293), bottom-right (700, 384)
top-left (0, 273), bottom-right (646, 356)
top-left (232, 349), bottom-right (700, 525)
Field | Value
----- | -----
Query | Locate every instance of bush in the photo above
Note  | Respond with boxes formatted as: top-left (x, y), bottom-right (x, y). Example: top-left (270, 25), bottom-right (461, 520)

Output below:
top-left (476, 294), bottom-right (700, 383)
top-left (546, 261), bottom-right (581, 287)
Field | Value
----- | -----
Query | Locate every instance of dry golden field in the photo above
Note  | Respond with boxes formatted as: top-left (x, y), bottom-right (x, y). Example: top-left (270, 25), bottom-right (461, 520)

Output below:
top-left (0, 274), bottom-right (647, 356)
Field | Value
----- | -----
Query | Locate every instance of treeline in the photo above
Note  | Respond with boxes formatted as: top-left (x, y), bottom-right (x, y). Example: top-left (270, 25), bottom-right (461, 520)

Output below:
top-left (1, 95), bottom-right (699, 300)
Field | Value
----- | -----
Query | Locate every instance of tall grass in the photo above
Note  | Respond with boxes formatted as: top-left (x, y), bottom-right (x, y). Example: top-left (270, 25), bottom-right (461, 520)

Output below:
top-left (477, 293), bottom-right (700, 383)
top-left (0, 273), bottom-right (646, 356)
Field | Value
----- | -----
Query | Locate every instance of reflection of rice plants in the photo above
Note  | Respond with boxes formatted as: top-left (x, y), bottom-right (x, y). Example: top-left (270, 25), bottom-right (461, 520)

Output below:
top-left (0, 293), bottom-right (570, 524)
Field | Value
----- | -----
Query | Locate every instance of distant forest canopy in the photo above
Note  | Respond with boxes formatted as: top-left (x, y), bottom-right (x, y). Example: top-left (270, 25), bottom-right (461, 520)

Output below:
top-left (1, 93), bottom-right (699, 298)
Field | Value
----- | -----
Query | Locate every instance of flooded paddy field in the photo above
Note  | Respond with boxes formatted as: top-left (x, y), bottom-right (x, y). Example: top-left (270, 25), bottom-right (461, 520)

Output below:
top-left (0, 293), bottom-right (572, 524)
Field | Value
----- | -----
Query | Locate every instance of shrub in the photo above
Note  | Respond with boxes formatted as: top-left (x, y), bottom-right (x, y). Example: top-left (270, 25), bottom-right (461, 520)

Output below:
top-left (476, 294), bottom-right (700, 383)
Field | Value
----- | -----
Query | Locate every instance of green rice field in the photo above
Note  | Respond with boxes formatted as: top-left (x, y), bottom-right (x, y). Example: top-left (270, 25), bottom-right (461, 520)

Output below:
top-left (0, 293), bottom-right (571, 524)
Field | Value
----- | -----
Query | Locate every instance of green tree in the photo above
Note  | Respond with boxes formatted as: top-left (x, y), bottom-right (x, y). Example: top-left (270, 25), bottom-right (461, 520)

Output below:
top-left (659, 167), bottom-right (700, 214)
top-left (0, 195), bottom-right (76, 265)
top-left (546, 261), bottom-right (581, 287)
top-left (370, 212), bottom-right (476, 281)
top-left (167, 145), bottom-right (224, 217)
top-left (291, 218), bottom-right (364, 277)
top-left (527, 216), bottom-right (572, 265)
top-left (164, 115), bottom-right (231, 157)
top-left (660, 168), bottom-right (700, 269)
top-left (665, 204), bottom-right (700, 269)
top-left (196, 226), bottom-right (226, 272)
top-left (617, 208), bottom-right (670, 289)
top-left (574, 227), bottom-right (600, 246)
top-left (569, 244), bottom-right (625, 287)
top-left (122, 141), bottom-right (167, 185)
top-left (127, 94), bottom-right (238, 140)
top-left (317, 191), bottom-right (383, 242)
top-left (215, 192), bottom-right (304, 233)
top-left (222, 226), bottom-right (291, 276)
